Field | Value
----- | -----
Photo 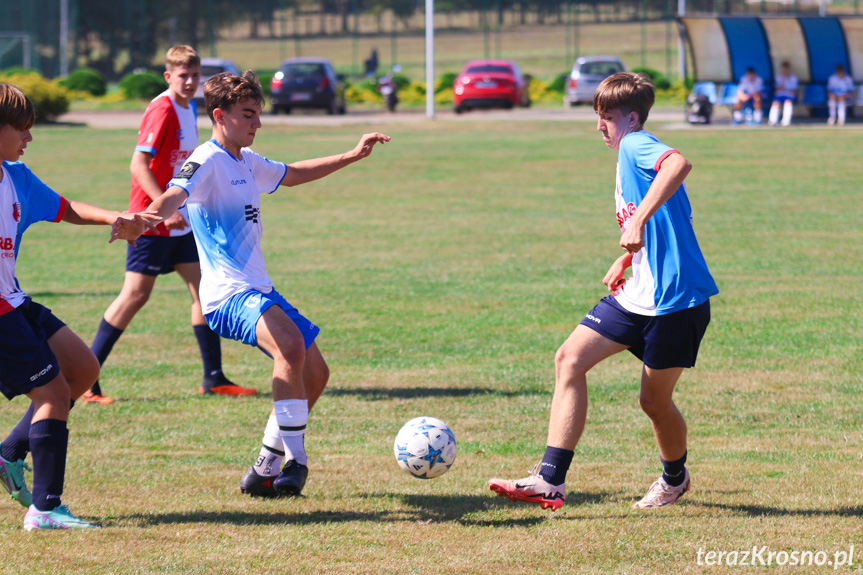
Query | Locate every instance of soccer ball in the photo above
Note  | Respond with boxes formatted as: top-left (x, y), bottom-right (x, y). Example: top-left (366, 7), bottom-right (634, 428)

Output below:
top-left (393, 417), bottom-right (457, 479)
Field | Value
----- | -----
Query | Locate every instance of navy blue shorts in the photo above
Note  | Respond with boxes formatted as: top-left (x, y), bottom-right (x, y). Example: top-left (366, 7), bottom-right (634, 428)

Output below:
top-left (0, 299), bottom-right (65, 400)
top-left (579, 296), bottom-right (711, 369)
top-left (126, 234), bottom-right (199, 276)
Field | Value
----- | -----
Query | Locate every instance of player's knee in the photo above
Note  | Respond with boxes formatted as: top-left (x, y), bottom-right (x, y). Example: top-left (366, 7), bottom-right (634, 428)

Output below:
top-left (273, 335), bottom-right (306, 367)
top-left (638, 394), bottom-right (670, 419)
top-left (123, 288), bottom-right (152, 311)
top-left (78, 349), bottom-right (101, 387)
top-left (317, 361), bottom-right (330, 387)
top-left (555, 344), bottom-right (586, 377)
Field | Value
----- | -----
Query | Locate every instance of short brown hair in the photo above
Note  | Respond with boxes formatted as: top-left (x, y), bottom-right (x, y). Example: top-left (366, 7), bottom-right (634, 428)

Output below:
top-left (0, 83), bottom-right (36, 130)
top-left (165, 45), bottom-right (200, 71)
top-left (594, 72), bottom-right (655, 127)
top-left (204, 71), bottom-right (264, 122)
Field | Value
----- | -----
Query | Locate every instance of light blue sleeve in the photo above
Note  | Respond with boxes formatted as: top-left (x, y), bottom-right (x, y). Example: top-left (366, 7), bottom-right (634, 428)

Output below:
top-left (243, 149), bottom-right (288, 194)
top-left (17, 165), bottom-right (64, 227)
top-left (622, 132), bottom-right (673, 174)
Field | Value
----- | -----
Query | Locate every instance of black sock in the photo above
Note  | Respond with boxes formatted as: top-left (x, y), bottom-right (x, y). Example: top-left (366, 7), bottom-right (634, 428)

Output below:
top-left (29, 419), bottom-right (68, 511)
top-left (661, 451), bottom-right (688, 487)
top-left (193, 324), bottom-right (223, 380)
top-left (538, 446), bottom-right (574, 485)
top-left (90, 318), bottom-right (124, 395)
top-left (1, 403), bottom-right (35, 461)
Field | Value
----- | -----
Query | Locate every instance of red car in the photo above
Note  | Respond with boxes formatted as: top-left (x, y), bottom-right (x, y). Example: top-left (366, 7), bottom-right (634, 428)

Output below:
top-left (453, 59), bottom-right (531, 114)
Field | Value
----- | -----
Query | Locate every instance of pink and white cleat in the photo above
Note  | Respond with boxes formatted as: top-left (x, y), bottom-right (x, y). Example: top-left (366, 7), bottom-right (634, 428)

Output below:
top-left (488, 465), bottom-right (565, 511)
top-left (632, 468), bottom-right (691, 509)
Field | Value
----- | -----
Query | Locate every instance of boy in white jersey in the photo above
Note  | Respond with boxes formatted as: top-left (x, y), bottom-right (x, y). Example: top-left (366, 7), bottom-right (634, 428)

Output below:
top-left (827, 64), bottom-right (855, 126)
top-left (733, 67), bottom-right (764, 125)
top-left (0, 84), bottom-right (156, 529)
top-left (769, 61), bottom-right (799, 127)
top-left (489, 73), bottom-right (718, 511)
top-left (85, 45), bottom-right (254, 405)
top-left (111, 71), bottom-right (390, 497)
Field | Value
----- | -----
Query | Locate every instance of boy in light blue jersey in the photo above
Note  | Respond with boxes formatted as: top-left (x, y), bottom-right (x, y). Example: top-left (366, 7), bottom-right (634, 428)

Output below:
top-left (111, 71), bottom-right (390, 498)
top-left (489, 72), bottom-right (718, 511)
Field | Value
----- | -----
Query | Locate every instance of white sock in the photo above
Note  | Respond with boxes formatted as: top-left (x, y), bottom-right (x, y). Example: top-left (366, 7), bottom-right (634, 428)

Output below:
top-left (828, 100), bottom-right (837, 122)
top-left (768, 104), bottom-right (780, 125)
top-left (782, 100), bottom-right (793, 126)
top-left (274, 399), bottom-right (309, 466)
top-left (838, 100), bottom-right (847, 124)
top-left (252, 414), bottom-right (284, 476)
top-left (733, 109), bottom-right (743, 123)
top-left (753, 109), bottom-right (763, 124)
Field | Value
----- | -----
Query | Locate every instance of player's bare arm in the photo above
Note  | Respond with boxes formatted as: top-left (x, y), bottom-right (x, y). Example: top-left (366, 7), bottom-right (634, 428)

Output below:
top-left (63, 200), bottom-right (160, 230)
top-left (619, 152), bottom-right (691, 253)
top-left (130, 150), bottom-right (189, 231)
top-left (63, 200), bottom-right (160, 247)
top-left (110, 185), bottom-right (186, 244)
top-left (280, 132), bottom-right (391, 187)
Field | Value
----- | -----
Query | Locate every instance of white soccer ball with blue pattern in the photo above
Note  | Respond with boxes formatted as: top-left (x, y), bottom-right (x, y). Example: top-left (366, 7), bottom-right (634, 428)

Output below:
top-left (394, 417), bottom-right (457, 479)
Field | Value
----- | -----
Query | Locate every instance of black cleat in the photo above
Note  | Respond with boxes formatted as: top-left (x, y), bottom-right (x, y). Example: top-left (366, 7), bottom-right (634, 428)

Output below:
top-left (273, 460), bottom-right (308, 497)
top-left (240, 466), bottom-right (279, 497)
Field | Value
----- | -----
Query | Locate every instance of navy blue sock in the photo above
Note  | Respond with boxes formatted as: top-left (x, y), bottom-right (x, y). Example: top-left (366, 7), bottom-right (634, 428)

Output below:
top-left (661, 451), bottom-right (688, 487)
top-left (29, 419), bottom-right (68, 511)
top-left (1, 403), bottom-right (35, 461)
top-left (90, 318), bottom-right (124, 395)
top-left (193, 324), bottom-right (223, 380)
top-left (538, 446), bottom-right (574, 485)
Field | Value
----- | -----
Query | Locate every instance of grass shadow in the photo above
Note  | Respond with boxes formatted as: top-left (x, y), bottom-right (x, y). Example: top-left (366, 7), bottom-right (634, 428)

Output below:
top-left (117, 494), bottom-right (545, 528)
top-left (699, 502), bottom-right (863, 517)
top-left (326, 387), bottom-right (538, 400)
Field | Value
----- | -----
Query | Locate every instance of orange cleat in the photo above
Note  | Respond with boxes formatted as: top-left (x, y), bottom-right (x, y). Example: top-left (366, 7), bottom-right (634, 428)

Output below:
top-left (81, 390), bottom-right (114, 405)
top-left (199, 379), bottom-right (257, 396)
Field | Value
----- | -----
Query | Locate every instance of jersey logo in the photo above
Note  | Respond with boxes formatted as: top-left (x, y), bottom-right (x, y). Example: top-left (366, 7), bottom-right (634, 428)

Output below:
top-left (12, 202), bottom-right (21, 223)
top-left (176, 161), bottom-right (201, 180)
top-left (245, 205), bottom-right (260, 224)
top-left (616, 202), bottom-right (637, 229)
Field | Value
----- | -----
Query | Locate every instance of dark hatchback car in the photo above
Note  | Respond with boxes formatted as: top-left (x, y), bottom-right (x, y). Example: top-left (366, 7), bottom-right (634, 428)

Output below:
top-left (269, 58), bottom-right (346, 115)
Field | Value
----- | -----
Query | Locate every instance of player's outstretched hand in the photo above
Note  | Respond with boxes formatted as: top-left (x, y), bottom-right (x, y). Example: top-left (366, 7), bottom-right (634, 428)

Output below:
top-left (352, 132), bottom-right (390, 160)
top-left (110, 212), bottom-right (161, 247)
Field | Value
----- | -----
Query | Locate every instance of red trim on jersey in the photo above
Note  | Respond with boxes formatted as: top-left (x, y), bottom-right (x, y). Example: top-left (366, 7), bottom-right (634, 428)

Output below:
top-left (654, 149), bottom-right (678, 172)
top-left (129, 94), bottom-right (192, 236)
top-left (0, 299), bottom-right (14, 317)
top-left (53, 196), bottom-right (68, 222)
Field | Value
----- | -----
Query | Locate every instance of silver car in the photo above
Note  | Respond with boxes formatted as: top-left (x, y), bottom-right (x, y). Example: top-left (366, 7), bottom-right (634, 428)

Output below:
top-left (564, 56), bottom-right (625, 107)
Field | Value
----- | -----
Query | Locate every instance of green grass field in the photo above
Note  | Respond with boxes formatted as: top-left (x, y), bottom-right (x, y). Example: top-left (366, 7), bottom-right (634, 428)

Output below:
top-left (2, 116), bottom-right (861, 574)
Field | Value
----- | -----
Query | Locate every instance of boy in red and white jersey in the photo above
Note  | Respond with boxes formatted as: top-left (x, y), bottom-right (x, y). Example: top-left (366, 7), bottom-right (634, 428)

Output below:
top-left (84, 46), bottom-right (255, 404)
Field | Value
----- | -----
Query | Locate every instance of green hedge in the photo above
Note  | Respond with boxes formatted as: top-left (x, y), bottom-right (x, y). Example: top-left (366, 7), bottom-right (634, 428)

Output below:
top-left (119, 71), bottom-right (166, 100)
top-left (0, 72), bottom-right (70, 121)
top-left (631, 67), bottom-right (671, 91)
top-left (59, 67), bottom-right (107, 96)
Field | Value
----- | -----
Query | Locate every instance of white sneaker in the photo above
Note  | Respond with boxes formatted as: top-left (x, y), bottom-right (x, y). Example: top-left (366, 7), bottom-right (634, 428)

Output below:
top-left (488, 464), bottom-right (565, 511)
top-left (632, 468), bottom-right (690, 509)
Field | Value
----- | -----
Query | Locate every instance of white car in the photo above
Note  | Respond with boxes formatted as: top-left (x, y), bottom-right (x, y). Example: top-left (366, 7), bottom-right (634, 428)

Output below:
top-left (192, 58), bottom-right (241, 109)
top-left (564, 56), bottom-right (625, 107)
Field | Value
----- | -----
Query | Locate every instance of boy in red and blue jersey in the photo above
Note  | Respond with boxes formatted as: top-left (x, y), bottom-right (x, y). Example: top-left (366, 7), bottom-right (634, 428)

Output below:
top-left (0, 83), bottom-right (156, 529)
top-left (489, 73), bottom-right (718, 511)
top-left (85, 45), bottom-right (254, 404)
